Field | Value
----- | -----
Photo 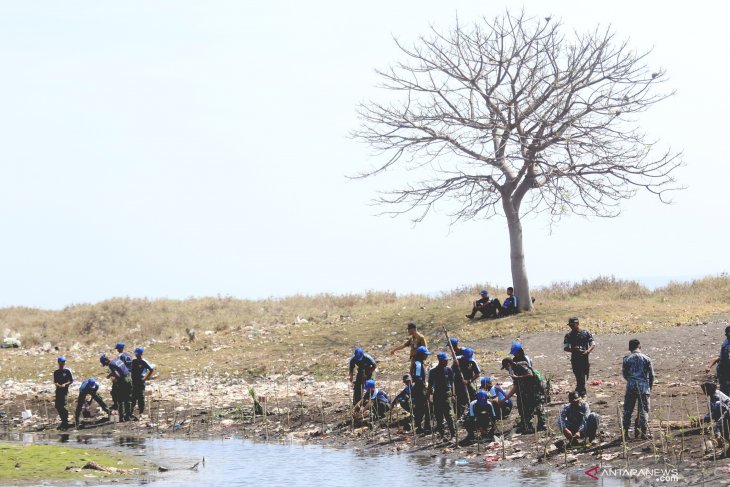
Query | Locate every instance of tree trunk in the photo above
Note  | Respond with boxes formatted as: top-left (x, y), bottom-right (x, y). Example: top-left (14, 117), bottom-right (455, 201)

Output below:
top-left (503, 197), bottom-right (533, 312)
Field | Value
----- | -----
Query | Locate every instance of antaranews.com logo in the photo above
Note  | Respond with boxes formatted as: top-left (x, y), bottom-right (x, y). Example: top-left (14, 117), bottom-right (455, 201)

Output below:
top-left (584, 466), bottom-right (679, 482)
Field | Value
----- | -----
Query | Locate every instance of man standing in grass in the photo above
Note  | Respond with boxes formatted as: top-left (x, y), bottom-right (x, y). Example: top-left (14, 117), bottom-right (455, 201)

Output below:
top-left (390, 322), bottom-right (427, 365)
top-left (53, 356), bottom-right (74, 430)
top-left (622, 339), bottom-right (655, 439)
top-left (706, 325), bottom-right (730, 395)
top-left (563, 317), bottom-right (595, 397)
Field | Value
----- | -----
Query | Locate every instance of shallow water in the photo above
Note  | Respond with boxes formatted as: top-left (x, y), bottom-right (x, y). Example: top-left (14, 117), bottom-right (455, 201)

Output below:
top-left (3, 432), bottom-right (632, 486)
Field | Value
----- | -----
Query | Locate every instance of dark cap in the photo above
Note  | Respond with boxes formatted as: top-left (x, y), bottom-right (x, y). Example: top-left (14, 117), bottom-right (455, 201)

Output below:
top-left (407, 322), bottom-right (417, 329)
top-left (402, 374), bottom-right (412, 382)
top-left (500, 357), bottom-right (512, 370)
top-left (568, 317), bottom-right (579, 326)
top-left (568, 391), bottom-right (580, 401)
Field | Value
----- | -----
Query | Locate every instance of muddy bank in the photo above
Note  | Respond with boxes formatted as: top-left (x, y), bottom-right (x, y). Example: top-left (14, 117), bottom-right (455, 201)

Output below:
top-left (2, 315), bottom-right (730, 486)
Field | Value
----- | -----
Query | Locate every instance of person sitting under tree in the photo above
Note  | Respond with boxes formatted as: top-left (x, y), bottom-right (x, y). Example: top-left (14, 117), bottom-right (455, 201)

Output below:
top-left (499, 287), bottom-right (519, 316)
top-left (466, 290), bottom-right (498, 320)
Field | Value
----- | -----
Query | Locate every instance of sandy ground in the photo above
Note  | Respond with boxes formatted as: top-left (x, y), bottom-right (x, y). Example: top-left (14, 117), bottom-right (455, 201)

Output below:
top-left (2, 314), bottom-right (730, 486)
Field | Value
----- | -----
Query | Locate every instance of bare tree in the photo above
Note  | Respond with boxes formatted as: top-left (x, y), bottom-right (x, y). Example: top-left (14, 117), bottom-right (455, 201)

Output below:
top-left (353, 12), bottom-right (682, 311)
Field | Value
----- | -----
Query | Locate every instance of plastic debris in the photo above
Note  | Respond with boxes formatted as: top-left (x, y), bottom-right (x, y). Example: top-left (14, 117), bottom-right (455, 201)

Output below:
top-left (454, 459), bottom-right (469, 465)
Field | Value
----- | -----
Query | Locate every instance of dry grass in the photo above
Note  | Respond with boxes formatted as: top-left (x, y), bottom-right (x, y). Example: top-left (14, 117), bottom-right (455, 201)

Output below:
top-left (1, 274), bottom-right (729, 382)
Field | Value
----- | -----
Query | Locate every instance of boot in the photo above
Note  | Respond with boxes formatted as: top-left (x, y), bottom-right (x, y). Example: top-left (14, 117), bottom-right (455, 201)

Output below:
top-left (459, 434), bottom-right (475, 446)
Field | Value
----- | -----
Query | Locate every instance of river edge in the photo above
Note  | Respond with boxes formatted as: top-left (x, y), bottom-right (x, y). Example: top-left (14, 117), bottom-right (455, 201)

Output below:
top-left (3, 316), bottom-right (730, 486)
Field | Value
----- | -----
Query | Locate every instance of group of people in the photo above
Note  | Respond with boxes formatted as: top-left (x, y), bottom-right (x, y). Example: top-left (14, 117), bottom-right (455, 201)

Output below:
top-left (465, 288), bottom-right (519, 320)
top-left (53, 342), bottom-right (154, 429)
top-left (347, 319), bottom-right (730, 454)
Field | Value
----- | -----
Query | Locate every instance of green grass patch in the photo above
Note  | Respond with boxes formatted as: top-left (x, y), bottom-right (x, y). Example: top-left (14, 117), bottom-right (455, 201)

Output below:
top-left (0, 442), bottom-right (144, 482)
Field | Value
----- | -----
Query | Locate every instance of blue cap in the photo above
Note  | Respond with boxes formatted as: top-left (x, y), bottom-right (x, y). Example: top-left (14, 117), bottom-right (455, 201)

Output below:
top-left (353, 347), bottom-right (364, 360)
top-left (57, 356), bottom-right (66, 363)
top-left (481, 376), bottom-right (493, 388)
top-left (416, 345), bottom-right (431, 356)
top-left (115, 342), bottom-right (124, 350)
top-left (510, 342), bottom-right (523, 355)
top-left (437, 352), bottom-right (448, 361)
top-left (87, 378), bottom-right (97, 388)
top-left (364, 379), bottom-right (376, 390)
top-left (480, 290), bottom-right (488, 296)
top-left (99, 354), bottom-right (108, 365)
top-left (134, 347), bottom-right (144, 355)
top-left (477, 390), bottom-right (489, 406)
top-left (449, 337), bottom-right (459, 345)
top-left (461, 347), bottom-right (474, 360)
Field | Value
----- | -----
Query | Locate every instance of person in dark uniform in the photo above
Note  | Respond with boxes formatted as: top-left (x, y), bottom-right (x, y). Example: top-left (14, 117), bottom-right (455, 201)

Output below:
top-left (460, 390), bottom-right (496, 445)
top-left (427, 352), bottom-right (456, 440)
top-left (701, 382), bottom-right (730, 454)
top-left (454, 347), bottom-right (480, 417)
top-left (355, 379), bottom-right (390, 420)
top-left (101, 354), bottom-right (133, 422)
top-left (563, 317), bottom-right (595, 397)
top-left (466, 290), bottom-right (498, 319)
top-left (130, 347), bottom-right (154, 417)
top-left (392, 374), bottom-right (414, 431)
top-left (53, 356), bottom-right (74, 429)
top-left (411, 345), bottom-right (432, 434)
top-left (75, 378), bottom-right (110, 427)
top-left (706, 326), bottom-right (730, 395)
top-left (448, 337), bottom-right (464, 357)
top-left (348, 347), bottom-right (377, 405)
top-left (111, 343), bottom-right (133, 414)
top-left (502, 357), bottom-right (546, 433)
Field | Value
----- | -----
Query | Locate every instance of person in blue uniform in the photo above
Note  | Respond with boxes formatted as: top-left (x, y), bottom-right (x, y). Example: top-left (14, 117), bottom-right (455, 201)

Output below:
top-left (75, 378), bottom-right (110, 427)
top-left (101, 354), bottom-right (133, 422)
top-left (622, 339), bottom-right (654, 439)
top-left (558, 391), bottom-right (600, 446)
top-left (53, 356), bottom-right (74, 429)
top-left (427, 352), bottom-right (456, 440)
top-left (460, 390), bottom-right (496, 445)
top-left (355, 379), bottom-right (390, 420)
top-left (349, 347), bottom-right (377, 405)
top-left (563, 318), bottom-right (595, 397)
top-left (130, 347), bottom-right (154, 417)
top-left (480, 376), bottom-right (512, 419)
top-left (411, 345), bottom-right (432, 434)
top-left (706, 326), bottom-right (730, 395)
top-left (454, 347), bottom-right (480, 417)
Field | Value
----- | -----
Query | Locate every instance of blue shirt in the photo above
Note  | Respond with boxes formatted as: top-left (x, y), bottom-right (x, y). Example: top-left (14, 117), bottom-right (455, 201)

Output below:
top-left (412, 360), bottom-right (426, 383)
top-left (622, 350), bottom-right (655, 394)
top-left (503, 296), bottom-right (518, 309)
top-left (487, 385), bottom-right (512, 406)
top-left (108, 358), bottom-right (130, 379)
top-left (349, 353), bottom-right (376, 374)
top-left (394, 386), bottom-right (412, 405)
top-left (368, 388), bottom-right (389, 404)
top-left (469, 399), bottom-right (495, 417)
top-left (118, 351), bottom-right (133, 370)
top-left (559, 401), bottom-right (591, 434)
top-left (131, 357), bottom-right (154, 382)
top-left (719, 339), bottom-right (730, 376)
top-left (79, 379), bottom-right (100, 394)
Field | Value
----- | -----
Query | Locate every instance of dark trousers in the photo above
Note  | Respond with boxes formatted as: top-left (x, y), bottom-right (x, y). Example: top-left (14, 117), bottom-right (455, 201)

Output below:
top-left (468, 302), bottom-right (497, 319)
top-left (518, 386), bottom-right (546, 431)
top-left (412, 382), bottom-right (431, 430)
top-left (455, 382), bottom-right (476, 417)
top-left (55, 391), bottom-right (69, 426)
top-left (367, 400), bottom-right (390, 420)
top-left (114, 377), bottom-right (133, 420)
top-left (623, 387), bottom-right (650, 431)
top-left (466, 406), bottom-right (495, 438)
top-left (571, 357), bottom-right (590, 396)
top-left (432, 393), bottom-right (455, 435)
top-left (131, 380), bottom-right (146, 414)
top-left (75, 392), bottom-right (109, 426)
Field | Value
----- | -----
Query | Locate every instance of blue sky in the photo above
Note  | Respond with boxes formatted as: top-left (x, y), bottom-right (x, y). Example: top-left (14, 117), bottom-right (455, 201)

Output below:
top-left (0, 1), bottom-right (728, 309)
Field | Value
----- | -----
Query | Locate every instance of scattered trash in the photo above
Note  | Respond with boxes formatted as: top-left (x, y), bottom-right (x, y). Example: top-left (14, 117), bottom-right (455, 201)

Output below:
top-left (20, 410), bottom-right (32, 420)
top-left (1, 337), bottom-right (21, 348)
top-left (484, 456), bottom-right (501, 462)
top-left (454, 459), bottom-right (469, 465)
top-left (590, 380), bottom-right (604, 386)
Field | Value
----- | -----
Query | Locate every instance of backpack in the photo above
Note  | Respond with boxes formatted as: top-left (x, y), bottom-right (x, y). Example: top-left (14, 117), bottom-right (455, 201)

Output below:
top-left (530, 366), bottom-right (551, 403)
